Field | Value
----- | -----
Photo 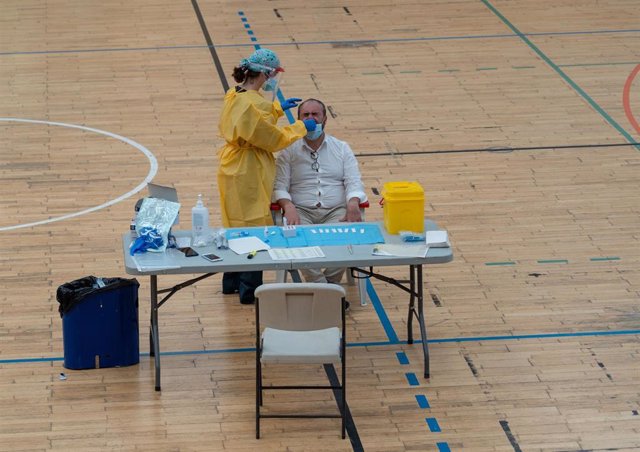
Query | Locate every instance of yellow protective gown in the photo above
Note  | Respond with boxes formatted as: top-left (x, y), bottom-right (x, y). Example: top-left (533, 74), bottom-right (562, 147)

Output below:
top-left (217, 88), bottom-right (307, 228)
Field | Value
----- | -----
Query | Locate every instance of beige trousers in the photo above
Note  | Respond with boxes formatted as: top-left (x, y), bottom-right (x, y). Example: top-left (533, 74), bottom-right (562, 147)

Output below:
top-left (295, 205), bottom-right (347, 284)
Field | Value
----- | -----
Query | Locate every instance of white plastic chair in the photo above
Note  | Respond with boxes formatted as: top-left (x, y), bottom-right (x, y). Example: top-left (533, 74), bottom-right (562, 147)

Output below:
top-left (270, 202), bottom-right (369, 306)
top-left (254, 283), bottom-right (347, 439)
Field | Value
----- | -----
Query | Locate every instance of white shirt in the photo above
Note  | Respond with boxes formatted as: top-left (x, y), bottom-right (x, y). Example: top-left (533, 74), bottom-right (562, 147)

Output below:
top-left (274, 134), bottom-right (367, 209)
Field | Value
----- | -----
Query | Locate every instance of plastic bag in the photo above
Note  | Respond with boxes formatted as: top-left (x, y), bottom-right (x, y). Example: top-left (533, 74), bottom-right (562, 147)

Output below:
top-left (399, 230), bottom-right (424, 242)
top-left (132, 197), bottom-right (180, 254)
top-left (56, 276), bottom-right (139, 317)
top-left (214, 228), bottom-right (229, 249)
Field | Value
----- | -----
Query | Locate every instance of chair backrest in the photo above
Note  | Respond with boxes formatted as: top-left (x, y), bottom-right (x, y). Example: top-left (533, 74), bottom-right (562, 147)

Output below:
top-left (255, 283), bottom-right (345, 331)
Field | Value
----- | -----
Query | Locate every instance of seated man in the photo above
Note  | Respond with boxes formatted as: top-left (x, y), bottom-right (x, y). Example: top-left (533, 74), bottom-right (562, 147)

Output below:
top-left (274, 98), bottom-right (367, 284)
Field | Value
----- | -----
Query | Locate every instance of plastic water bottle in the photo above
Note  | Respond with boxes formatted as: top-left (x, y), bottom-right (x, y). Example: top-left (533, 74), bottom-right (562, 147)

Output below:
top-left (191, 194), bottom-right (209, 246)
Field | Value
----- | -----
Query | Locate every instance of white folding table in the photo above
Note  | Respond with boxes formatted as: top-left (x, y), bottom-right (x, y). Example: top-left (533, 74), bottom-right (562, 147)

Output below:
top-left (122, 220), bottom-right (453, 390)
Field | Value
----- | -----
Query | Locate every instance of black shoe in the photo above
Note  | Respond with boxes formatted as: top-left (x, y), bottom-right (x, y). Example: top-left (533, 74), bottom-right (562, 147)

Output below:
top-left (240, 297), bottom-right (255, 305)
top-left (345, 301), bottom-right (350, 311)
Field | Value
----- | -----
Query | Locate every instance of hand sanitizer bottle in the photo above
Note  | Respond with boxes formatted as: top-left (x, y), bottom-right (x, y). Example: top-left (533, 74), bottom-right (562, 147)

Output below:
top-left (191, 194), bottom-right (209, 246)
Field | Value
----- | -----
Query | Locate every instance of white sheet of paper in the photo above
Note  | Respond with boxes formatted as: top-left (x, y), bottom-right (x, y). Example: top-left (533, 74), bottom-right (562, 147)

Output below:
top-left (372, 244), bottom-right (428, 258)
top-left (425, 230), bottom-right (450, 247)
top-left (228, 236), bottom-right (271, 255)
top-left (268, 246), bottom-right (325, 260)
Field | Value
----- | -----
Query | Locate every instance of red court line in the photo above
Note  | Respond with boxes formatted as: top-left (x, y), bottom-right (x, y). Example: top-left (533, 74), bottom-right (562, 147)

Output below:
top-left (623, 64), bottom-right (640, 136)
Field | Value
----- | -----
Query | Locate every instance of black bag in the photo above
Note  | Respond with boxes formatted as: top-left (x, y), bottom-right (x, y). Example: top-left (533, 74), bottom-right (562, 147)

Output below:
top-left (56, 276), bottom-right (139, 317)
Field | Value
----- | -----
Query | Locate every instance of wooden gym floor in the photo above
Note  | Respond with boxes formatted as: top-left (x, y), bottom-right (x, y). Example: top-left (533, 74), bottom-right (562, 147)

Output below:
top-left (1, 1), bottom-right (639, 451)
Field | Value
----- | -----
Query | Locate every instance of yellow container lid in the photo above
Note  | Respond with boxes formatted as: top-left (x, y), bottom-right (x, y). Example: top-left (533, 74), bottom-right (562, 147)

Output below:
top-left (382, 181), bottom-right (424, 200)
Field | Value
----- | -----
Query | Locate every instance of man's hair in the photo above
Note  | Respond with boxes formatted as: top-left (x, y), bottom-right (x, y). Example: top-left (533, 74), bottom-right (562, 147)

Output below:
top-left (297, 98), bottom-right (327, 119)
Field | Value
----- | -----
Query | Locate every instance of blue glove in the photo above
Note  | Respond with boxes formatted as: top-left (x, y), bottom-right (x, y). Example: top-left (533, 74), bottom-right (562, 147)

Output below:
top-left (280, 98), bottom-right (302, 111)
top-left (303, 119), bottom-right (317, 132)
top-left (129, 227), bottom-right (164, 255)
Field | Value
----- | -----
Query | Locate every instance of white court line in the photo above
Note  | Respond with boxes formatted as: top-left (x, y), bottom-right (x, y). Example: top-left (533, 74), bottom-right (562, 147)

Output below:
top-left (0, 117), bottom-right (158, 231)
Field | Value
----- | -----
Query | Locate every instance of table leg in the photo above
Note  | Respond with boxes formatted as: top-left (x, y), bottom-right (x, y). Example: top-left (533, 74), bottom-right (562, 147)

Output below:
top-left (288, 269), bottom-right (303, 283)
top-left (350, 265), bottom-right (431, 378)
top-left (407, 266), bottom-right (416, 344)
top-left (150, 275), bottom-right (161, 391)
top-left (415, 266), bottom-right (430, 378)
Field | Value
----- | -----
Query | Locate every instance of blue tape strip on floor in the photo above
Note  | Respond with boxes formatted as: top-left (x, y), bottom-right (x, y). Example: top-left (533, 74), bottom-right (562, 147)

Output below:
top-left (366, 278), bottom-right (399, 343)
top-left (3, 330), bottom-right (639, 365)
top-left (396, 351), bottom-right (409, 365)
top-left (426, 417), bottom-right (442, 432)
top-left (416, 395), bottom-right (430, 409)
top-left (406, 372), bottom-right (419, 386)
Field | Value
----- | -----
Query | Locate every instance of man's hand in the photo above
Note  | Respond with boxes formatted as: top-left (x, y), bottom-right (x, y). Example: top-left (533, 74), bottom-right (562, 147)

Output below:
top-left (280, 201), bottom-right (301, 225)
top-left (340, 198), bottom-right (363, 222)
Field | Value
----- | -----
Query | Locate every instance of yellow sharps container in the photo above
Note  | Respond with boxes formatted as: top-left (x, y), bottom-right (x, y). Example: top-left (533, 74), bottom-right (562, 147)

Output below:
top-left (381, 181), bottom-right (425, 234)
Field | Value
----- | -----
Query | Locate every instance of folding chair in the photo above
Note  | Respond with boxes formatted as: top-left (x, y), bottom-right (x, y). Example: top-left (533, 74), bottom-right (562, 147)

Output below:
top-left (254, 283), bottom-right (347, 439)
top-left (270, 202), bottom-right (370, 305)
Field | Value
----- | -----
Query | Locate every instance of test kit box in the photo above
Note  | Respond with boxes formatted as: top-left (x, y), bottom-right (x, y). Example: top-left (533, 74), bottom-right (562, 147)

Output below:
top-left (381, 181), bottom-right (425, 234)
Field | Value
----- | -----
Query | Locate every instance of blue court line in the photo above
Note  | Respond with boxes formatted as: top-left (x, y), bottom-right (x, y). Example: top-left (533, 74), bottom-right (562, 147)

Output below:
top-left (426, 417), bottom-right (442, 432)
top-left (480, 0), bottom-right (640, 151)
top-left (416, 395), bottom-right (430, 409)
top-left (406, 373), bottom-right (420, 386)
top-left (396, 351), bottom-right (410, 365)
top-left (2, 329), bottom-right (638, 365)
top-left (3, 28), bottom-right (640, 57)
top-left (430, 329), bottom-right (640, 343)
top-left (437, 442), bottom-right (451, 452)
top-left (366, 278), bottom-right (400, 343)
top-left (0, 357), bottom-right (65, 364)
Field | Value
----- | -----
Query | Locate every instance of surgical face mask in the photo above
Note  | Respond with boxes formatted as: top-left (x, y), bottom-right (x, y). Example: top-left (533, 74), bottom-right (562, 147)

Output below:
top-left (305, 123), bottom-right (323, 140)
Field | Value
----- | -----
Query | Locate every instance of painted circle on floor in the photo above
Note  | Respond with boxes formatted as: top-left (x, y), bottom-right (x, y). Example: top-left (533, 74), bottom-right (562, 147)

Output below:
top-left (0, 118), bottom-right (157, 231)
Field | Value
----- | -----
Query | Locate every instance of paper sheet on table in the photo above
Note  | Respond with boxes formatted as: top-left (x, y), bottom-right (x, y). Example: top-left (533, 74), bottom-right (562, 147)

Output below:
top-left (268, 246), bottom-right (325, 260)
top-left (372, 244), bottom-right (428, 258)
top-left (228, 236), bottom-right (271, 255)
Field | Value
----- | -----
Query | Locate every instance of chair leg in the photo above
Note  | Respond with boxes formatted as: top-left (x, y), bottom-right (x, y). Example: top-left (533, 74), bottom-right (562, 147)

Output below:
top-left (256, 364), bottom-right (260, 439)
top-left (256, 334), bottom-right (262, 439)
top-left (259, 365), bottom-right (264, 406)
top-left (341, 358), bottom-right (346, 439)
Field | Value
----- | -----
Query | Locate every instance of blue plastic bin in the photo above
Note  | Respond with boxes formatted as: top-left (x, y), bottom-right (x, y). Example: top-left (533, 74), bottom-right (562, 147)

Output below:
top-left (57, 276), bottom-right (140, 370)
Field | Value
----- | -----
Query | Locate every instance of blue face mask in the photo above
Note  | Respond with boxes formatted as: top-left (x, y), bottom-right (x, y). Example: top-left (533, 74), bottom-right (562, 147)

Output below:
top-left (306, 123), bottom-right (323, 140)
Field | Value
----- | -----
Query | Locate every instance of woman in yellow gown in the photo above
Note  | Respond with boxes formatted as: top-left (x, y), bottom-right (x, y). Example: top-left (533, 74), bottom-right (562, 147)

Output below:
top-left (217, 48), bottom-right (315, 303)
